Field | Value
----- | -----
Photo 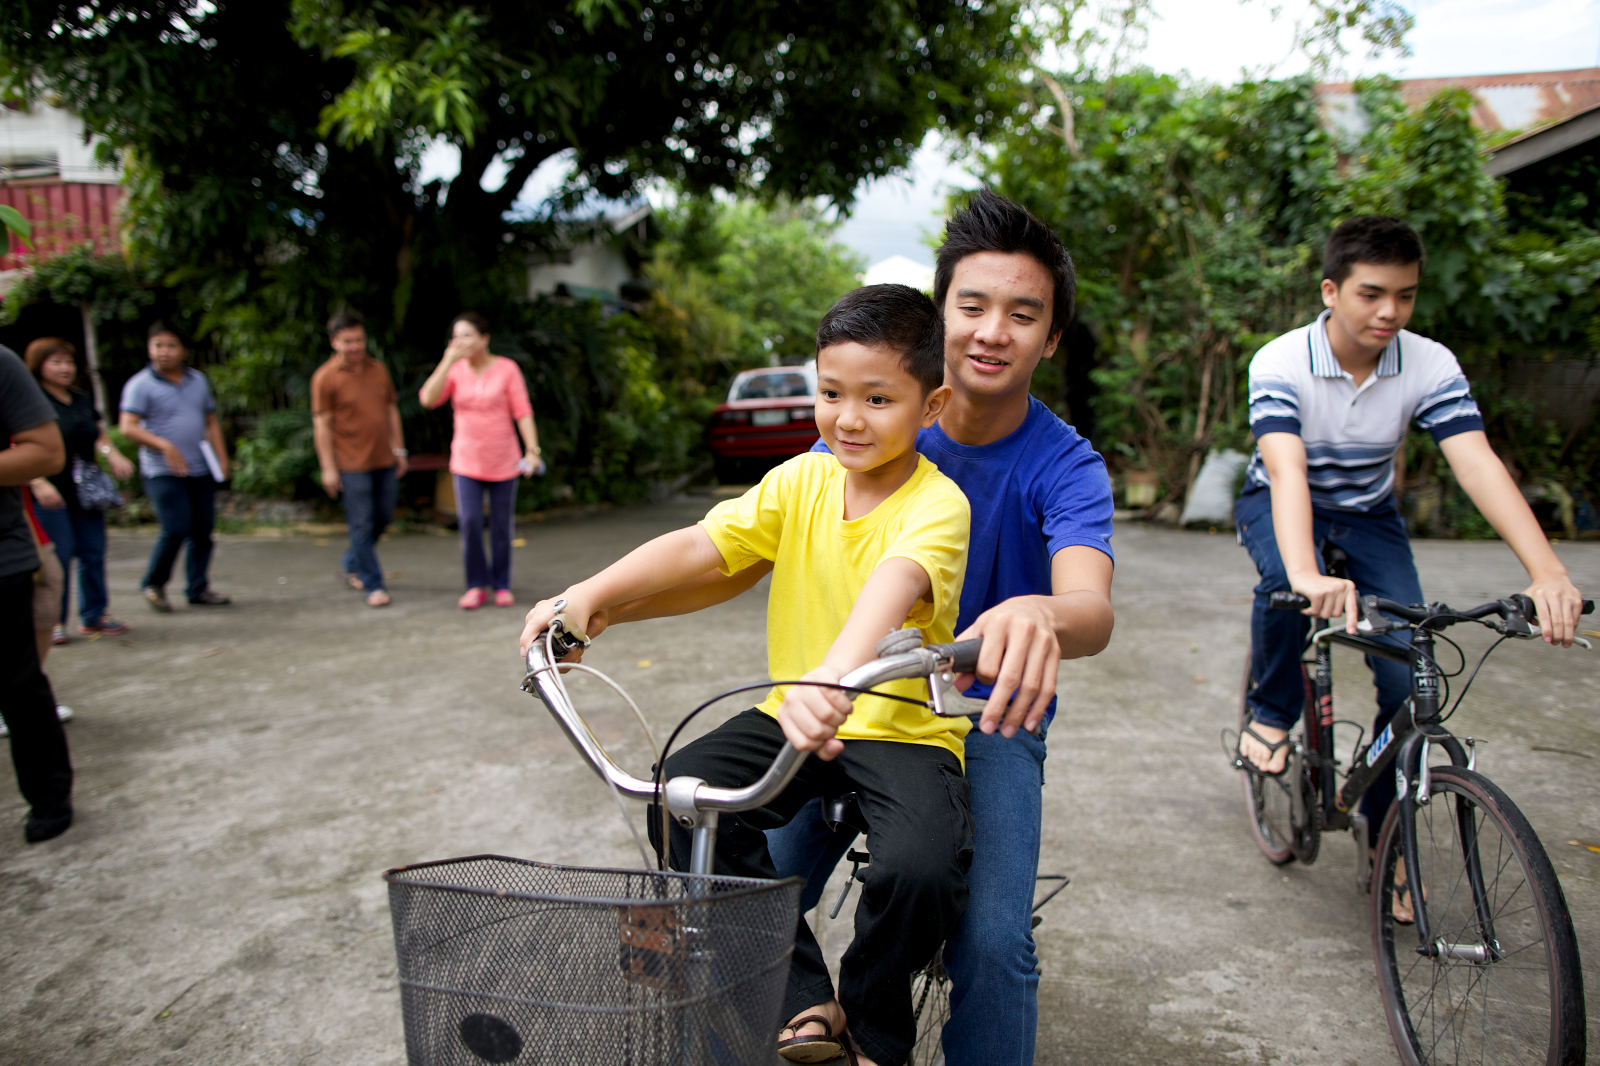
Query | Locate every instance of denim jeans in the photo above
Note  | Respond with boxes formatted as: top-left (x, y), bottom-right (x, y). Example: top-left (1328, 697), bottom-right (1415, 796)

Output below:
top-left (1234, 485), bottom-right (1423, 843)
top-left (34, 501), bottom-right (109, 627)
top-left (141, 475), bottom-right (217, 599)
top-left (340, 466), bottom-right (396, 593)
top-left (765, 717), bottom-right (1049, 1066)
top-left (454, 475), bottom-right (517, 591)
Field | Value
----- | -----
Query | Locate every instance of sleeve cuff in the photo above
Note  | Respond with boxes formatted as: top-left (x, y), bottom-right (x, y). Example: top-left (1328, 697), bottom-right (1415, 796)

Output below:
top-left (697, 516), bottom-right (750, 576)
top-left (1427, 416), bottom-right (1484, 443)
top-left (1251, 417), bottom-right (1301, 438)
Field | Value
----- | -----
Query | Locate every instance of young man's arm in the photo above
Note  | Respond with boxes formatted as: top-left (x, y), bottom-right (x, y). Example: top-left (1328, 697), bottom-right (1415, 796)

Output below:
top-left (955, 546), bottom-right (1113, 737)
top-left (776, 557), bottom-right (932, 760)
top-left (1439, 430), bottom-right (1584, 646)
top-left (0, 421), bottom-right (65, 485)
top-left (1259, 432), bottom-right (1361, 627)
top-left (118, 411), bottom-right (188, 476)
top-left (312, 412), bottom-right (341, 497)
top-left (518, 526), bottom-right (728, 654)
top-left (388, 403), bottom-right (408, 477)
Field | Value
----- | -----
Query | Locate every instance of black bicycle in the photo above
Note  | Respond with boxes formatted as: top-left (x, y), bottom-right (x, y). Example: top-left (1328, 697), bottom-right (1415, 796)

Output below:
top-left (1229, 550), bottom-right (1591, 1066)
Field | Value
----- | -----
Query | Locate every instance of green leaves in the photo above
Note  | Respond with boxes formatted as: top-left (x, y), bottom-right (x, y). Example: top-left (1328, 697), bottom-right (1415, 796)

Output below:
top-left (0, 205), bottom-right (32, 251)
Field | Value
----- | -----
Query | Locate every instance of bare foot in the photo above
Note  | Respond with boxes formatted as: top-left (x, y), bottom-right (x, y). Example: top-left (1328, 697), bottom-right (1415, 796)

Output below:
top-left (1239, 722), bottom-right (1290, 774)
top-left (365, 589), bottom-right (390, 607)
top-left (1392, 861), bottom-right (1427, 924)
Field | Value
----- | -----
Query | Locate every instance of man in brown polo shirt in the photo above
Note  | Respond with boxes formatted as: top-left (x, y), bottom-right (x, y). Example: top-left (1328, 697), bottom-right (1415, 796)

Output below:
top-left (311, 310), bottom-right (407, 607)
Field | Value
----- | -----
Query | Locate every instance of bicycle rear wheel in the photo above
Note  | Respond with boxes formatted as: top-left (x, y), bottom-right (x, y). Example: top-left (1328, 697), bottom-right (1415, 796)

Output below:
top-left (1372, 766), bottom-right (1586, 1066)
top-left (1237, 645), bottom-right (1297, 864)
top-left (906, 953), bottom-right (950, 1066)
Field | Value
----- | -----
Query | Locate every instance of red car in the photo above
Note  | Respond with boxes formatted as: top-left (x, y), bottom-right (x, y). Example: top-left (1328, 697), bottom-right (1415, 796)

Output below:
top-left (709, 364), bottom-right (818, 480)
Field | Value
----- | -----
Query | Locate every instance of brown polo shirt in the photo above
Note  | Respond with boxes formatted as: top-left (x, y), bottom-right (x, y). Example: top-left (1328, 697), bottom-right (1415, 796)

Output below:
top-left (310, 355), bottom-right (397, 472)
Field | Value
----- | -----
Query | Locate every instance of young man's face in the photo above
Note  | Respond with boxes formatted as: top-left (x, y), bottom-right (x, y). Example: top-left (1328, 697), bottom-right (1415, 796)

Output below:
top-left (815, 342), bottom-right (950, 473)
top-left (148, 332), bottom-right (186, 373)
top-left (1321, 261), bottom-right (1419, 356)
top-left (332, 326), bottom-right (368, 363)
top-left (942, 251), bottom-right (1061, 399)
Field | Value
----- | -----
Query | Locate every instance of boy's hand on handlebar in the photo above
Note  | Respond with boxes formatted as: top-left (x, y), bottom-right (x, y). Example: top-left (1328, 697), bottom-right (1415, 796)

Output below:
top-left (955, 598), bottom-right (1059, 737)
top-left (1523, 574), bottom-right (1583, 648)
top-left (519, 590), bottom-right (605, 660)
top-left (777, 665), bottom-right (852, 761)
top-left (1288, 571), bottom-right (1359, 634)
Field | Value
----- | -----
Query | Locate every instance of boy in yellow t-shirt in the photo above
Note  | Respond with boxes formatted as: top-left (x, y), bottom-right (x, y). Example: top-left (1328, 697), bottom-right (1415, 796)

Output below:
top-left (519, 284), bottom-right (972, 1066)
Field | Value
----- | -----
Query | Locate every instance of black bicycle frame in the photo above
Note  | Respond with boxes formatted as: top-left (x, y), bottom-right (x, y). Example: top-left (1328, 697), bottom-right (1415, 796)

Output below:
top-left (1304, 624), bottom-right (1474, 948)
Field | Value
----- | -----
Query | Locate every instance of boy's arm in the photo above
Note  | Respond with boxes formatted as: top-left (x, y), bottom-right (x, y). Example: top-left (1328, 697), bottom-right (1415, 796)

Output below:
top-left (954, 546), bottom-right (1113, 738)
top-left (777, 557), bottom-right (931, 760)
top-left (1258, 433), bottom-right (1360, 629)
top-left (517, 526), bottom-right (728, 654)
top-left (1439, 430), bottom-right (1583, 647)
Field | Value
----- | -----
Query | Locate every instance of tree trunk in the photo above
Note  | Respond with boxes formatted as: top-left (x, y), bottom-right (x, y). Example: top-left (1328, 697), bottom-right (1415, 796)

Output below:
top-left (79, 301), bottom-right (109, 419)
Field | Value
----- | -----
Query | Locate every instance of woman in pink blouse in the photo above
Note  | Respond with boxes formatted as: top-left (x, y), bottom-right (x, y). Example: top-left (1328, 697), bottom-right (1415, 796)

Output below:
top-left (419, 313), bottom-right (543, 609)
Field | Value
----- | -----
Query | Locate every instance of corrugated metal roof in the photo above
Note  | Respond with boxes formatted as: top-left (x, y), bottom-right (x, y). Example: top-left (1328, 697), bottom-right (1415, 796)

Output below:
top-left (1316, 67), bottom-right (1600, 136)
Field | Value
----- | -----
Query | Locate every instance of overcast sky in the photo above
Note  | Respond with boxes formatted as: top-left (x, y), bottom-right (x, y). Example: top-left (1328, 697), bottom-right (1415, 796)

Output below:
top-left (835, 0), bottom-right (1600, 268)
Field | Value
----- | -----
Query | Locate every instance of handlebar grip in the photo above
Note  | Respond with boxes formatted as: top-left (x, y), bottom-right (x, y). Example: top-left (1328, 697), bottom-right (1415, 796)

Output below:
top-left (1269, 592), bottom-right (1311, 611)
top-left (925, 638), bottom-right (982, 673)
top-left (1585, 600), bottom-right (1595, 616)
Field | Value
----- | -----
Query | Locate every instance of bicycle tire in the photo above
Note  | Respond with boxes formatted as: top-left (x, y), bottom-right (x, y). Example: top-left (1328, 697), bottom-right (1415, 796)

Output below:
top-left (906, 953), bottom-right (950, 1066)
top-left (1372, 765), bottom-right (1586, 1066)
top-left (1236, 644), bottom-right (1297, 865)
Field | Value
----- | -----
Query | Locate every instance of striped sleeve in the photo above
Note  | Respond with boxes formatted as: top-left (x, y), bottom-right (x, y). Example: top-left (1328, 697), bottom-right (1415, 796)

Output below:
top-left (1248, 375), bottom-right (1301, 437)
top-left (1414, 374), bottom-right (1483, 442)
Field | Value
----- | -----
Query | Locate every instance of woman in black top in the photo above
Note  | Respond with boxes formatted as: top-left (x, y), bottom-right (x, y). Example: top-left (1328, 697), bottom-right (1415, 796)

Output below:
top-left (25, 338), bottom-right (135, 640)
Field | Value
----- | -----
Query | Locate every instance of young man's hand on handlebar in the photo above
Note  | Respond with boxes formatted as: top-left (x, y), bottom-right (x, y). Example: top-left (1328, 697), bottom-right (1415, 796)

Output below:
top-left (1288, 570), bottom-right (1360, 634)
top-left (777, 664), bottom-right (853, 761)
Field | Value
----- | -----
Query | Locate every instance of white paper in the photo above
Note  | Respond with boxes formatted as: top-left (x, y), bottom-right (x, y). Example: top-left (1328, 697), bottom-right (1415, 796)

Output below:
top-left (198, 440), bottom-right (226, 482)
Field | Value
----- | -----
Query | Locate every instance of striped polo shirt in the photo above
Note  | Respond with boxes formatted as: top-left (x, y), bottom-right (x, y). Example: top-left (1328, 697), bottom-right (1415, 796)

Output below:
top-left (1243, 310), bottom-right (1483, 512)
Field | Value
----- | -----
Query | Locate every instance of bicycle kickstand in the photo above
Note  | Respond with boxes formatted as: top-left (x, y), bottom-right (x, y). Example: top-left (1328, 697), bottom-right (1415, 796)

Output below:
top-left (829, 849), bottom-right (873, 920)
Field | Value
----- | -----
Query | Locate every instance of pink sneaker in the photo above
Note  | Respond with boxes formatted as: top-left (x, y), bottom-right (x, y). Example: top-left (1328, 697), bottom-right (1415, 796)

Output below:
top-left (458, 588), bottom-right (488, 610)
top-left (493, 589), bottom-right (515, 608)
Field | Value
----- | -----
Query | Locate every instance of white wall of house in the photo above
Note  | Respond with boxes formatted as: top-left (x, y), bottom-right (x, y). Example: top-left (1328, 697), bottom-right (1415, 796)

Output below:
top-left (0, 103), bottom-right (118, 183)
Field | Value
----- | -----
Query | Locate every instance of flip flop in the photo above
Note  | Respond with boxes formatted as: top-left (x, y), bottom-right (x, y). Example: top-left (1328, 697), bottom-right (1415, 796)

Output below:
top-left (777, 1015), bottom-right (845, 1063)
top-left (1227, 723), bottom-right (1293, 777)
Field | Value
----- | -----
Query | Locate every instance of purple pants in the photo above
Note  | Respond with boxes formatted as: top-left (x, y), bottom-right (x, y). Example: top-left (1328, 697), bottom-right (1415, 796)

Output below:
top-left (455, 475), bottom-right (517, 591)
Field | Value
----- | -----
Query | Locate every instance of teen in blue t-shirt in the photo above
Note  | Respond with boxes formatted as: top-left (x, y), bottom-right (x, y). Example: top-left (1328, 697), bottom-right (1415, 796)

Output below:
top-left (563, 192), bottom-right (1115, 1066)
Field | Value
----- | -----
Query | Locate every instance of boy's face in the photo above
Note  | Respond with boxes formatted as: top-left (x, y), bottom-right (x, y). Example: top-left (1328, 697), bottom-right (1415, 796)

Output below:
top-left (816, 342), bottom-right (950, 473)
top-left (942, 251), bottom-right (1061, 399)
top-left (1321, 261), bottom-right (1419, 356)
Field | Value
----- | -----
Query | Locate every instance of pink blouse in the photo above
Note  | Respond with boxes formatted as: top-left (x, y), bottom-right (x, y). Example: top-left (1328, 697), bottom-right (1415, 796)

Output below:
top-left (423, 356), bottom-right (533, 482)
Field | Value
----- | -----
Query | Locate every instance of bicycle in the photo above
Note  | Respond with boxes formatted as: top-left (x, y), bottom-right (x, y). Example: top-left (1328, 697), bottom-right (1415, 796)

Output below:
top-left (1228, 552), bottom-right (1593, 1066)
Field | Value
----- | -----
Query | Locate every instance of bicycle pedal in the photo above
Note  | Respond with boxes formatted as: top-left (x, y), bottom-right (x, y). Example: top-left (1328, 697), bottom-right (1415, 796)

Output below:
top-left (1352, 814), bottom-right (1372, 894)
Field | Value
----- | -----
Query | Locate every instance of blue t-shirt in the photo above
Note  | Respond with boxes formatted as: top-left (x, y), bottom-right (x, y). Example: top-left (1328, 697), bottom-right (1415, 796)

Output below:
top-left (812, 394), bottom-right (1115, 719)
top-left (119, 365), bottom-right (216, 478)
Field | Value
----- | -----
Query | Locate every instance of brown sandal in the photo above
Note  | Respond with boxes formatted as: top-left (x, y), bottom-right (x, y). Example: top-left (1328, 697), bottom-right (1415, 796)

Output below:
top-left (777, 1014), bottom-right (845, 1063)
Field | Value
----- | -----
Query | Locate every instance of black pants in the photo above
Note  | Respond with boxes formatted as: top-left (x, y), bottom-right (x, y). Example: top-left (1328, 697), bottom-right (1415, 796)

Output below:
top-left (650, 709), bottom-right (973, 1066)
top-left (0, 570), bottom-right (72, 815)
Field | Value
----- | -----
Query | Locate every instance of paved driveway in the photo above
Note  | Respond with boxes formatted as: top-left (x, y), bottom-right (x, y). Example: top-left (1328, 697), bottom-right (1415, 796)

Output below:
top-left (2, 500), bottom-right (1596, 1064)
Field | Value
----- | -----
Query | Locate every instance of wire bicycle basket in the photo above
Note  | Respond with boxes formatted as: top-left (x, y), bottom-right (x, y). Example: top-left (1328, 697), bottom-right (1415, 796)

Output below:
top-left (385, 855), bottom-right (802, 1066)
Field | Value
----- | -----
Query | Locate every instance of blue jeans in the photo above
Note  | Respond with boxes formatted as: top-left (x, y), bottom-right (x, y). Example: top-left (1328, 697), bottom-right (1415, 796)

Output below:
top-left (340, 466), bottom-right (397, 593)
top-left (141, 475), bottom-right (216, 599)
top-left (766, 719), bottom-right (1049, 1066)
top-left (34, 501), bottom-right (109, 627)
top-left (1235, 486), bottom-right (1423, 843)
top-left (454, 475), bottom-right (517, 591)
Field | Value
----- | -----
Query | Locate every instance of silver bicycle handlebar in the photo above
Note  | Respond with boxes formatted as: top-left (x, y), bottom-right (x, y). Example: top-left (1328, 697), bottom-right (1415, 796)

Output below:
top-left (523, 633), bottom-right (972, 821)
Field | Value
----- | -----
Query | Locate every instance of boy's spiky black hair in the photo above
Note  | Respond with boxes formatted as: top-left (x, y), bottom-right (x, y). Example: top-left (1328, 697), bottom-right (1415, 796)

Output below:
top-left (815, 284), bottom-right (945, 392)
top-left (1323, 216), bottom-right (1425, 285)
top-left (934, 188), bottom-right (1076, 338)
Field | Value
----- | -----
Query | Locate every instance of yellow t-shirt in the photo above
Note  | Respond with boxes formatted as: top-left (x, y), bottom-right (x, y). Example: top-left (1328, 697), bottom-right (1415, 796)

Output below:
top-left (699, 451), bottom-right (972, 759)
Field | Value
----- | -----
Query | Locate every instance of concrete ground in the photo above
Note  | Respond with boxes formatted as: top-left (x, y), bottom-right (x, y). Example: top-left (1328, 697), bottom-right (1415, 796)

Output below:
top-left (2, 499), bottom-right (1596, 1065)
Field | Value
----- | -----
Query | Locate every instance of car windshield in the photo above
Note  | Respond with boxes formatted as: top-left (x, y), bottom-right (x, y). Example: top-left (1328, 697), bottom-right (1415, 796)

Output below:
top-left (733, 372), bottom-right (811, 401)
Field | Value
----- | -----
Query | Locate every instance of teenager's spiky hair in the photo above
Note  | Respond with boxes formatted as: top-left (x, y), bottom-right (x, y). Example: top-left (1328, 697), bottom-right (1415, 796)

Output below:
top-left (934, 189), bottom-right (1076, 337)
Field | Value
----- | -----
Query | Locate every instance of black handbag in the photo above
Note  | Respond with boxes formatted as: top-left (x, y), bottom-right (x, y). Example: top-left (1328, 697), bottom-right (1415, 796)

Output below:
top-left (71, 457), bottom-right (125, 511)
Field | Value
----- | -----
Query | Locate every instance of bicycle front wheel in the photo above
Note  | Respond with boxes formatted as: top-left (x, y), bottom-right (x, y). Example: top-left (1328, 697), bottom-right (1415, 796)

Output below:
top-left (1372, 766), bottom-right (1586, 1066)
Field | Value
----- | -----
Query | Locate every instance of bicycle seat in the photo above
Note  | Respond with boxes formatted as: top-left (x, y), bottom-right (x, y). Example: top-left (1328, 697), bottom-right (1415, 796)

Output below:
top-left (822, 791), bottom-right (869, 835)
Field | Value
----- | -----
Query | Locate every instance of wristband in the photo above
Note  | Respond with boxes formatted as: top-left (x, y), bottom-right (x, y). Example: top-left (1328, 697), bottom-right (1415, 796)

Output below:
top-left (392, 448), bottom-right (408, 457)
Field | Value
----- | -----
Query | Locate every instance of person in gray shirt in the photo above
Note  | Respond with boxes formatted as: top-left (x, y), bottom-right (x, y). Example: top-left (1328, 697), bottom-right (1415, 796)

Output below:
top-left (118, 321), bottom-right (233, 611)
top-left (0, 344), bottom-right (74, 843)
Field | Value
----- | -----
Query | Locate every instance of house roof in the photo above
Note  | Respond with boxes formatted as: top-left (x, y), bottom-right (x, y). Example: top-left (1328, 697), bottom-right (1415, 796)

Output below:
top-left (1315, 67), bottom-right (1600, 135)
top-left (1484, 99), bottom-right (1600, 176)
